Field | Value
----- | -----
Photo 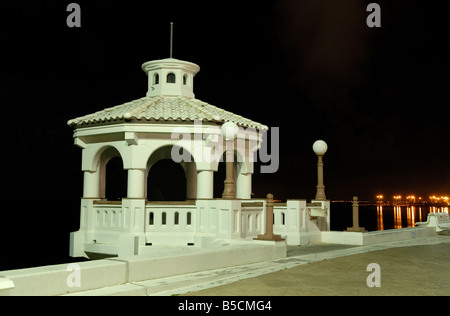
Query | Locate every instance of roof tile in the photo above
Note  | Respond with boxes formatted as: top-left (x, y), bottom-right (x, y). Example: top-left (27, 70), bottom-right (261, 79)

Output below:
top-left (68, 96), bottom-right (268, 130)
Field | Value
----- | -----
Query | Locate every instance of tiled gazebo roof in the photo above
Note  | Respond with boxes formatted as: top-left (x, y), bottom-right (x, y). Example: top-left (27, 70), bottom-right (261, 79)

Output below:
top-left (68, 96), bottom-right (268, 130)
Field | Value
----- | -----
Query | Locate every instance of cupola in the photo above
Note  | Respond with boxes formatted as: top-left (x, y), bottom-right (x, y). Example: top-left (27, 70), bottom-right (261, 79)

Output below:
top-left (142, 58), bottom-right (200, 99)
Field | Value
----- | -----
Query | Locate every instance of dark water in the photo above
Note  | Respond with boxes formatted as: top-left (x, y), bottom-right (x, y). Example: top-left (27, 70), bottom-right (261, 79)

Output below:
top-left (0, 200), bottom-right (88, 272)
top-left (330, 202), bottom-right (449, 232)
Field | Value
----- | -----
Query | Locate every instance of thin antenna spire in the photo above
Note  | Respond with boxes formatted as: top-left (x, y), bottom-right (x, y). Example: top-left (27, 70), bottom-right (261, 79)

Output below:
top-left (170, 22), bottom-right (174, 58)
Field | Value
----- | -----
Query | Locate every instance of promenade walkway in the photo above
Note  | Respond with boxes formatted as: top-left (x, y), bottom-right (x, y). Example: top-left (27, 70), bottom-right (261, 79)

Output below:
top-left (181, 235), bottom-right (450, 296)
top-left (62, 234), bottom-right (450, 296)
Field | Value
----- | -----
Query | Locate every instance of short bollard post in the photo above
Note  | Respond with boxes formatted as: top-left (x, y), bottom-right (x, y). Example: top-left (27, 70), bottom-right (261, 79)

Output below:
top-left (254, 193), bottom-right (284, 241)
top-left (346, 196), bottom-right (366, 232)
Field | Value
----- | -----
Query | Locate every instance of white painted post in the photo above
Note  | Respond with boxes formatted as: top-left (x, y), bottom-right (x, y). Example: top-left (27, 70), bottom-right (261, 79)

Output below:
top-left (236, 172), bottom-right (252, 199)
top-left (197, 170), bottom-right (213, 199)
top-left (83, 171), bottom-right (100, 198)
top-left (127, 169), bottom-right (146, 199)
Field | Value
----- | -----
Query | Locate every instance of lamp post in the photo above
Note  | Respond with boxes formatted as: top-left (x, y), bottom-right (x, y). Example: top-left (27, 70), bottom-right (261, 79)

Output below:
top-left (221, 121), bottom-right (238, 199)
top-left (313, 140), bottom-right (328, 201)
top-left (347, 196), bottom-right (365, 232)
top-left (254, 193), bottom-right (284, 241)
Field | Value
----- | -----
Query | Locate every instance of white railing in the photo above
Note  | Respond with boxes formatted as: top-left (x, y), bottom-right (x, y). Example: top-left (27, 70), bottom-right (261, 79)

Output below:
top-left (92, 202), bottom-right (125, 232)
top-left (144, 202), bottom-right (197, 246)
top-left (273, 203), bottom-right (288, 234)
top-left (240, 201), bottom-right (265, 238)
top-left (145, 202), bottom-right (196, 233)
top-left (272, 200), bottom-right (330, 245)
top-left (75, 198), bottom-right (331, 255)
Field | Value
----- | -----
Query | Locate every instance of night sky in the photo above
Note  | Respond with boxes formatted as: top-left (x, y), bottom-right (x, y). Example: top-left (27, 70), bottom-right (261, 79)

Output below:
top-left (0, 0), bottom-right (449, 269)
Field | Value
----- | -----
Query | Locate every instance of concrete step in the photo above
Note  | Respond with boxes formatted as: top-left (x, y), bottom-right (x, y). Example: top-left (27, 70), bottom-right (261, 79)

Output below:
top-left (64, 258), bottom-right (303, 296)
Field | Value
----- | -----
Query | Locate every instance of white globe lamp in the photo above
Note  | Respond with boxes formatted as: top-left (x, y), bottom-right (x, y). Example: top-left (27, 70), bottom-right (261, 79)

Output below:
top-left (313, 140), bottom-right (327, 201)
top-left (221, 121), bottom-right (239, 141)
top-left (313, 140), bottom-right (328, 156)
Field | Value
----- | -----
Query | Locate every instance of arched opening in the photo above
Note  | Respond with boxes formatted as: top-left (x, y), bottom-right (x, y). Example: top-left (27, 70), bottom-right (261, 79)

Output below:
top-left (147, 159), bottom-right (186, 201)
top-left (146, 145), bottom-right (195, 201)
top-left (167, 73), bottom-right (176, 83)
top-left (153, 73), bottom-right (160, 85)
top-left (96, 146), bottom-right (127, 201)
top-left (149, 212), bottom-right (154, 225)
top-left (183, 74), bottom-right (188, 85)
top-left (104, 156), bottom-right (127, 201)
top-left (187, 212), bottom-right (192, 225)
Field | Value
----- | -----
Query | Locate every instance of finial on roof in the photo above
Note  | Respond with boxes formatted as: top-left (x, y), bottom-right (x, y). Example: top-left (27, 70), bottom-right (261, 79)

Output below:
top-left (140, 23), bottom-right (201, 99)
top-left (170, 22), bottom-right (174, 58)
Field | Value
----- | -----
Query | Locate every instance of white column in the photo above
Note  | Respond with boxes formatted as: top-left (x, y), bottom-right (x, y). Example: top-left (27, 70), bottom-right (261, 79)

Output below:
top-left (236, 173), bottom-right (252, 199)
top-left (197, 170), bottom-right (213, 199)
top-left (127, 169), bottom-right (146, 199)
top-left (83, 171), bottom-right (100, 198)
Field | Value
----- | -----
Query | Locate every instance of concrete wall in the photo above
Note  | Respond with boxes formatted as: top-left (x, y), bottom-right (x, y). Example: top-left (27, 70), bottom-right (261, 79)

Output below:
top-left (0, 260), bottom-right (127, 296)
top-left (0, 241), bottom-right (286, 296)
top-left (321, 227), bottom-right (436, 246)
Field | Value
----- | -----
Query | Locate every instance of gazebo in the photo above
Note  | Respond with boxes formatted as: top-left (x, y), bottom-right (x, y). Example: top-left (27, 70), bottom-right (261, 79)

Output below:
top-left (67, 57), bottom-right (273, 258)
top-left (68, 56), bottom-right (330, 259)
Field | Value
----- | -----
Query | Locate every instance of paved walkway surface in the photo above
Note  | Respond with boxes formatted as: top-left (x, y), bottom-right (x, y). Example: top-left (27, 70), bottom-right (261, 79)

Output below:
top-left (180, 235), bottom-right (450, 296)
top-left (65, 234), bottom-right (450, 296)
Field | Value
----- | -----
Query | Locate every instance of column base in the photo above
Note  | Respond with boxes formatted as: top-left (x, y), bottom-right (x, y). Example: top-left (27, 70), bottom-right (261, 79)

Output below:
top-left (254, 234), bottom-right (285, 242)
top-left (222, 194), bottom-right (237, 200)
top-left (346, 227), bottom-right (366, 232)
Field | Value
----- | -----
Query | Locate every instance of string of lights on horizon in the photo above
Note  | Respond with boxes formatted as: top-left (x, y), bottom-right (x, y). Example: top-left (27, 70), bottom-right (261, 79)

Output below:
top-left (376, 195), bottom-right (450, 204)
